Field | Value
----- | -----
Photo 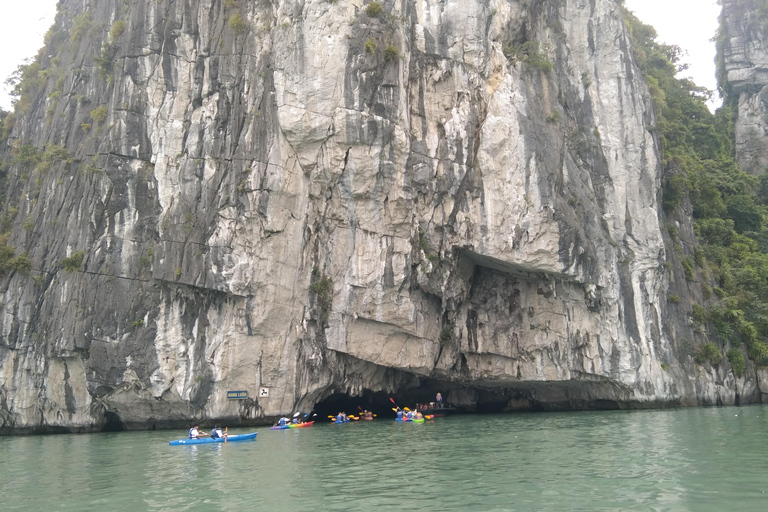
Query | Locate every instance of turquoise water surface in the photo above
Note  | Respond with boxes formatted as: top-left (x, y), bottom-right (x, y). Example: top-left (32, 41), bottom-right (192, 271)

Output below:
top-left (2, 406), bottom-right (768, 511)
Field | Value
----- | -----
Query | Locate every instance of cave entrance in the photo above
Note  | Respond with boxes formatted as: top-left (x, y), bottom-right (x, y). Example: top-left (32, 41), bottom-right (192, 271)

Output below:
top-left (312, 379), bottom-right (625, 420)
top-left (312, 381), bottom-right (460, 422)
top-left (101, 411), bottom-right (126, 432)
top-left (312, 390), bottom-right (396, 421)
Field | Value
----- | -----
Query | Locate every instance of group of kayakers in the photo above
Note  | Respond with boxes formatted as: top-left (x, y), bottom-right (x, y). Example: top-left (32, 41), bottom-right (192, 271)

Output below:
top-left (275, 415), bottom-right (312, 427)
top-left (187, 392), bottom-right (446, 436)
top-left (395, 407), bottom-right (426, 421)
top-left (188, 424), bottom-right (227, 440)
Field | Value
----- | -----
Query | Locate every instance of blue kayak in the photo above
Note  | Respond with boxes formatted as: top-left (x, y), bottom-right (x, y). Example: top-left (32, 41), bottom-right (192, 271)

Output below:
top-left (334, 419), bottom-right (350, 424)
top-left (169, 433), bottom-right (257, 445)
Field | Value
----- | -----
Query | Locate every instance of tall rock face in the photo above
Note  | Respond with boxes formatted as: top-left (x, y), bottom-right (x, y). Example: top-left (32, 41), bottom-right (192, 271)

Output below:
top-left (0, 0), bottom-right (760, 433)
top-left (720, 0), bottom-right (768, 175)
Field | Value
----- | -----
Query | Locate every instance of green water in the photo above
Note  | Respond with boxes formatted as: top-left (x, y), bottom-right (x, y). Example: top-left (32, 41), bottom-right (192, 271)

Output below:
top-left (2, 406), bottom-right (767, 511)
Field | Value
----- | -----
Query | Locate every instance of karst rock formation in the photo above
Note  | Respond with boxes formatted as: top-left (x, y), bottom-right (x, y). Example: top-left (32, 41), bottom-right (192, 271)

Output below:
top-left (0, 0), bottom-right (766, 433)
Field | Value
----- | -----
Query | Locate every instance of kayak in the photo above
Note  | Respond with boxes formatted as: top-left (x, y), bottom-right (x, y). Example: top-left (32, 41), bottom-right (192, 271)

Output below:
top-left (270, 421), bottom-right (315, 430)
top-left (334, 418), bottom-right (350, 424)
top-left (169, 432), bottom-right (257, 445)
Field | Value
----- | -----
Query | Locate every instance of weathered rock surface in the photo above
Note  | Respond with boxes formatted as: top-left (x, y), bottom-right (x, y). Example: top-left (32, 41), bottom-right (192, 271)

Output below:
top-left (720, 0), bottom-right (768, 175)
top-left (0, 0), bottom-right (762, 434)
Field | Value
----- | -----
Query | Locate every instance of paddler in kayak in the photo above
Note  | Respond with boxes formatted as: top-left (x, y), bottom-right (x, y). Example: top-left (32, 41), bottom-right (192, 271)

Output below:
top-left (211, 425), bottom-right (226, 439)
top-left (188, 424), bottom-right (208, 439)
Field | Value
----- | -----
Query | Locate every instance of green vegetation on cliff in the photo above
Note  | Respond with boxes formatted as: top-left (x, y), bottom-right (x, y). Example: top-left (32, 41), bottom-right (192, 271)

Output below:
top-left (623, 5), bottom-right (768, 368)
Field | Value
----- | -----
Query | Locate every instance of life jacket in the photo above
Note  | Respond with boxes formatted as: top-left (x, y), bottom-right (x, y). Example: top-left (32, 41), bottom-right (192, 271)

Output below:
top-left (211, 428), bottom-right (222, 438)
top-left (336, 414), bottom-right (343, 422)
top-left (397, 410), bottom-right (403, 419)
top-left (188, 428), bottom-right (197, 439)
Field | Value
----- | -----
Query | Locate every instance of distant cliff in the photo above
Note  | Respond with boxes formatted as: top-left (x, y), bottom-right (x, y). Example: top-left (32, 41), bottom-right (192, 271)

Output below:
top-left (719, 0), bottom-right (768, 175)
top-left (0, 0), bottom-right (763, 434)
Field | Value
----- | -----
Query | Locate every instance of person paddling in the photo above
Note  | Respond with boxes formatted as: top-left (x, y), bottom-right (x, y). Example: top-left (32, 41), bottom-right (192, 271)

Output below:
top-left (211, 425), bottom-right (226, 439)
top-left (188, 424), bottom-right (207, 439)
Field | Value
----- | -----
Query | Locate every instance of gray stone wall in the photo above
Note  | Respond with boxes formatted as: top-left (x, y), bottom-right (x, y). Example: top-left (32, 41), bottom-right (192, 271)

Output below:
top-left (0, 0), bottom-right (761, 434)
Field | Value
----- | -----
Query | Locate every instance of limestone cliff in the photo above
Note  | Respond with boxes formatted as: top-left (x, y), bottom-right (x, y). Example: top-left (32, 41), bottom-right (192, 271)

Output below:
top-left (719, 0), bottom-right (768, 175)
top-left (0, 0), bottom-right (761, 434)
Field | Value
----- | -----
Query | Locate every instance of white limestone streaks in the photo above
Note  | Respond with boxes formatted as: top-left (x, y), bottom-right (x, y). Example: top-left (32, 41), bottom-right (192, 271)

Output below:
top-left (720, 0), bottom-right (768, 175)
top-left (0, 0), bottom-right (752, 433)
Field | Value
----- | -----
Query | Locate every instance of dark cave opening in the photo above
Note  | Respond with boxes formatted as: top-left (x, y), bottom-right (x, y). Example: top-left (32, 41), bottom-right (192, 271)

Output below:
top-left (312, 381), bottom-right (464, 422)
top-left (311, 380), bottom-right (625, 420)
top-left (312, 390), bottom-right (397, 421)
top-left (101, 411), bottom-right (126, 432)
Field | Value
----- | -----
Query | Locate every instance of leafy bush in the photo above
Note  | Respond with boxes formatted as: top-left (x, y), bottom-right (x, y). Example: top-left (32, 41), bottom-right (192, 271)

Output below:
top-left (310, 269), bottom-right (333, 323)
top-left (439, 327), bottom-right (453, 347)
top-left (681, 257), bottom-right (695, 281)
top-left (503, 41), bottom-right (553, 73)
top-left (365, 2), bottom-right (383, 17)
top-left (228, 12), bottom-right (248, 32)
top-left (61, 251), bottom-right (84, 272)
top-left (747, 341), bottom-right (768, 366)
top-left (727, 348), bottom-right (746, 377)
top-left (3, 253), bottom-right (31, 274)
top-left (694, 342), bottom-right (722, 365)
top-left (12, 144), bottom-right (41, 169)
top-left (90, 106), bottom-right (108, 123)
top-left (364, 38), bottom-right (377, 55)
top-left (109, 20), bottom-right (126, 42)
top-left (384, 45), bottom-right (399, 61)
top-left (691, 303), bottom-right (708, 324)
top-left (35, 145), bottom-right (69, 174)
top-left (70, 13), bottom-right (93, 45)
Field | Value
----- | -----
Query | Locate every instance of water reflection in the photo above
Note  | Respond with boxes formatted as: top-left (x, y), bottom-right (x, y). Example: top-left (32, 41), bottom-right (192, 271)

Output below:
top-left (2, 408), bottom-right (768, 511)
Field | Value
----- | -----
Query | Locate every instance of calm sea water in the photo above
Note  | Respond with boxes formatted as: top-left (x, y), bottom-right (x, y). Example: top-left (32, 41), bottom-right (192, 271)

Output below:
top-left (2, 406), bottom-right (768, 511)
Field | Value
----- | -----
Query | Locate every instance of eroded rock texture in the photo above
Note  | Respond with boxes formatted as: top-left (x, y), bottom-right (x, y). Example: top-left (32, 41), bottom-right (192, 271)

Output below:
top-left (0, 0), bottom-right (762, 434)
top-left (720, 0), bottom-right (768, 175)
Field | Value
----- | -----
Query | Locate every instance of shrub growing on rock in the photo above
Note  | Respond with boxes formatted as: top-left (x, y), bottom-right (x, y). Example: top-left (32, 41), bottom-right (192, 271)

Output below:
top-left (365, 2), bottom-right (383, 17)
